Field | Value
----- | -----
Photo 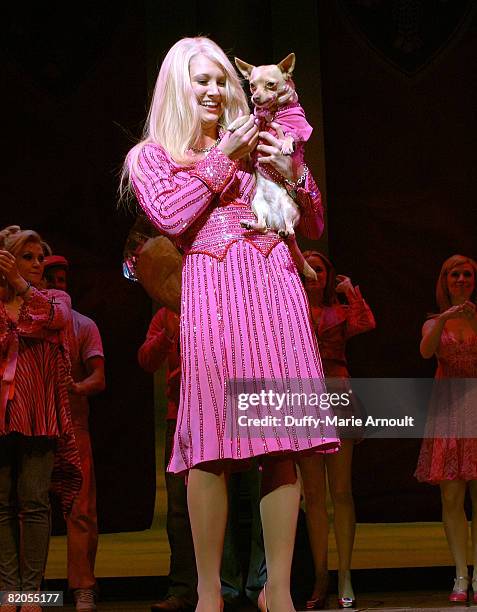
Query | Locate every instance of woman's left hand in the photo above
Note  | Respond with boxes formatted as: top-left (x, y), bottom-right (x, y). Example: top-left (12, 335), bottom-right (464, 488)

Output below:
top-left (256, 123), bottom-right (301, 182)
top-left (0, 250), bottom-right (23, 289)
top-left (335, 275), bottom-right (354, 294)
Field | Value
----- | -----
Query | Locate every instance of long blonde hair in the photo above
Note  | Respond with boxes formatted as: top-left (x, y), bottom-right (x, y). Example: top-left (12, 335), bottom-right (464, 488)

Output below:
top-left (435, 254), bottom-right (477, 312)
top-left (0, 225), bottom-right (51, 301)
top-left (122, 36), bottom-right (249, 198)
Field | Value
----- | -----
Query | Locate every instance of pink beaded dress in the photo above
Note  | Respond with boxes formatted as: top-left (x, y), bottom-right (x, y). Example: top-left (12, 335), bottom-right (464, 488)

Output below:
top-left (415, 327), bottom-right (477, 483)
top-left (131, 144), bottom-right (339, 474)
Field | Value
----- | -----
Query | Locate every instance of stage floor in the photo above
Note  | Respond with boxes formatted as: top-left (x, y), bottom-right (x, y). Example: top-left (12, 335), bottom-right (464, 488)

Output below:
top-left (45, 520), bottom-right (455, 578)
top-left (58, 590), bottom-right (468, 611)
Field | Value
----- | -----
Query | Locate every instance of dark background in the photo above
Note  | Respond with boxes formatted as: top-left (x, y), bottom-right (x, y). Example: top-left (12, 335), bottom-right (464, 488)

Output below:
top-left (2, 0), bottom-right (476, 530)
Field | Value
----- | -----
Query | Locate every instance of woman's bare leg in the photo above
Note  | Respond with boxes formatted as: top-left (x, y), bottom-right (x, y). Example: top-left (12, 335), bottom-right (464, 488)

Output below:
top-left (260, 457), bottom-right (300, 612)
top-left (467, 481), bottom-right (477, 585)
top-left (326, 440), bottom-right (355, 601)
top-left (440, 480), bottom-right (468, 587)
top-left (187, 467), bottom-right (228, 611)
top-left (298, 454), bottom-right (329, 601)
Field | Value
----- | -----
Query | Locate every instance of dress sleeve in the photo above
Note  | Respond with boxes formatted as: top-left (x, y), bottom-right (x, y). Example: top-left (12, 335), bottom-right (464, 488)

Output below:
top-left (130, 144), bottom-right (238, 237)
top-left (344, 296), bottom-right (376, 340)
top-left (137, 308), bottom-right (175, 373)
top-left (22, 288), bottom-right (72, 333)
top-left (295, 169), bottom-right (325, 239)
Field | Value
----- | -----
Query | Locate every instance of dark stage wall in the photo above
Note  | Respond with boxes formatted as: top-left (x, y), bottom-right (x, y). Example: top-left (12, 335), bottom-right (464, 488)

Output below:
top-left (2, 1), bottom-right (477, 530)
top-left (318, 0), bottom-right (477, 521)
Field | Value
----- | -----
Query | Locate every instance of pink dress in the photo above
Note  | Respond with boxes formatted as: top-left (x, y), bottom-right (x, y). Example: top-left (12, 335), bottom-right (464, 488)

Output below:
top-left (415, 328), bottom-right (477, 483)
top-left (0, 288), bottom-right (82, 514)
top-left (131, 144), bottom-right (340, 474)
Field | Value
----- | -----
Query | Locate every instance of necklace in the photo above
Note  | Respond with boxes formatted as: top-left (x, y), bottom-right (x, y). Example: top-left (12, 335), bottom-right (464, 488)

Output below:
top-left (190, 137), bottom-right (220, 154)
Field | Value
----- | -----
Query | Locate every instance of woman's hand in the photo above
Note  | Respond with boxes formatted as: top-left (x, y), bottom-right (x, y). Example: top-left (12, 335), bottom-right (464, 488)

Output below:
top-left (257, 123), bottom-right (301, 182)
top-left (218, 115), bottom-right (259, 161)
top-left (439, 301), bottom-right (475, 322)
top-left (335, 275), bottom-right (354, 295)
top-left (0, 250), bottom-right (25, 292)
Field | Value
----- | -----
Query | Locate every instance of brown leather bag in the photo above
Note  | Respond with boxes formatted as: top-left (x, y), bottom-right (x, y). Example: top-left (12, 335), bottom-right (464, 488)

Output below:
top-left (123, 215), bottom-right (183, 314)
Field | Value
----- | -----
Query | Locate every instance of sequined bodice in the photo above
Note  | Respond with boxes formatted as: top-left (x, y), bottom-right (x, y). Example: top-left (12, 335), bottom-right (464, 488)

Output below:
top-left (178, 200), bottom-right (281, 261)
top-left (437, 331), bottom-right (477, 378)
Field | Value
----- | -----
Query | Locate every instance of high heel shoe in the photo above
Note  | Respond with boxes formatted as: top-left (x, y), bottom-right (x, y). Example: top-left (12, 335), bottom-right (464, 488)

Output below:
top-left (449, 575), bottom-right (470, 603)
top-left (257, 584), bottom-right (269, 612)
top-left (305, 594), bottom-right (328, 610)
top-left (338, 570), bottom-right (356, 609)
top-left (337, 596), bottom-right (356, 609)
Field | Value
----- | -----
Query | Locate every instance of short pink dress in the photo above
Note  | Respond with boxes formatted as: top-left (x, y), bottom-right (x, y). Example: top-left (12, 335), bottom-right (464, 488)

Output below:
top-left (415, 328), bottom-right (477, 483)
top-left (131, 144), bottom-right (340, 474)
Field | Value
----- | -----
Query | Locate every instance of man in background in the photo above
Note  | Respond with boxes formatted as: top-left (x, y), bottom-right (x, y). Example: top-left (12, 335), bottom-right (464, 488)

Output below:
top-left (44, 255), bottom-right (105, 612)
top-left (138, 306), bottom-right (197, 611)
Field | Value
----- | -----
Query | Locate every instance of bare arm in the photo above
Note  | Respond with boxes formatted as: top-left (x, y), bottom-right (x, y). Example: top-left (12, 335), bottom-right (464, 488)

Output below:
top-left (69, 356), bottom-right (105, 397)
top-left (420, 301), bottom-right (476, 358)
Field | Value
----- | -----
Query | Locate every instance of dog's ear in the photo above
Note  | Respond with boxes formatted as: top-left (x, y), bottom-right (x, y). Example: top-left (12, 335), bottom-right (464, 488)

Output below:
top-left (277, 53), bottom-right (296, 79)
top-left (234, 57), bottom-right (255, 80)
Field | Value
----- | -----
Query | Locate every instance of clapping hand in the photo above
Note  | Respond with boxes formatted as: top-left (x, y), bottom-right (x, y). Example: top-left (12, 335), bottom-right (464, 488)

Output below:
top-left (441, 301), bottom-right (476, 321)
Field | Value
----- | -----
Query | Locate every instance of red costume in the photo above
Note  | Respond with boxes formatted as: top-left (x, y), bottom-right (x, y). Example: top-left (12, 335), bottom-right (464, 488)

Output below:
top-left (0, 288), bottom-right (81, 513)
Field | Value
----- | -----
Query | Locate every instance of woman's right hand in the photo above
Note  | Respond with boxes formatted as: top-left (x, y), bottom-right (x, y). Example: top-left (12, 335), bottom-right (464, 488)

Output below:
top-left (218, 115), bottom-right (259, 160)
top-left (439, 301), bottom-right (475, 321)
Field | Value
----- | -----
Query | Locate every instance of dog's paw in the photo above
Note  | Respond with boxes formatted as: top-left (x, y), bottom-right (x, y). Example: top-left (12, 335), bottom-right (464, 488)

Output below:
top-left (240, 219), bottom-right (253, 230)
top-left (280, 136), bottom-right (295, 156)
top-left (278, 229), bottom-right (290, 239)
top-left (303, 262), bottom-right (317, 281)
top-left (280, 144), bottom-right (294, 155)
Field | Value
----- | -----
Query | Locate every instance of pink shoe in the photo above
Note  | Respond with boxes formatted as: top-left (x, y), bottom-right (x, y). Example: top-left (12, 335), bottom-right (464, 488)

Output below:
top-left (449, 575), bottom-right (469, 603)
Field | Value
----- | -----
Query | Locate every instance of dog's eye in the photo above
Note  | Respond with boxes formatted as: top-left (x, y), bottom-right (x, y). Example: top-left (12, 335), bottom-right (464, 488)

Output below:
top-left (250, 84), bottom-right (256, 91)
top-left (266, 82), bottom-right (277, 89)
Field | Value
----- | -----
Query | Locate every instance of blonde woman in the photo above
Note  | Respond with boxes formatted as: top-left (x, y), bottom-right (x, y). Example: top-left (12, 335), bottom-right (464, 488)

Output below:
top-left (122, 37), bottom-right (339, 612)
top-left (0, 226), bottom-right (81, 611)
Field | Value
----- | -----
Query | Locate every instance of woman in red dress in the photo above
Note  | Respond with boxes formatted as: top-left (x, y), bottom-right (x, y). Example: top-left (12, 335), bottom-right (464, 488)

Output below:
top-left (415, 254), bottom-right (477, 603)
top-left (298, 251), bottom-right (375, 610)
top-left (0, 226), bottom-right (81, 611)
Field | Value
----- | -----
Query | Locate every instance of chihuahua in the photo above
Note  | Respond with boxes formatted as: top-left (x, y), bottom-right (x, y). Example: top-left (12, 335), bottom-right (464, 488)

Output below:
top-left (229, 53), bottom-right (316, 280)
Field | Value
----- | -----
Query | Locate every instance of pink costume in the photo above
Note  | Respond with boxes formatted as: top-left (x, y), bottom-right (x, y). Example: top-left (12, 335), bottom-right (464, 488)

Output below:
top-left (0, 288), bottom-right (81, 514)
top-left (131, 144), bottom-right (339, 474)
top-left (415, 328), bottom-right (477, 483)
top-left (66, 310), bottom-right (104, 590)
top-left (254, 99), bottom-right (313, 172)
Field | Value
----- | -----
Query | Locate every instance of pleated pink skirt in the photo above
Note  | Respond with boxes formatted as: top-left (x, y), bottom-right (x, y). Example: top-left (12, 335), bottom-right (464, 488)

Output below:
top-left (168, 240), bottom-right (340, 474)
